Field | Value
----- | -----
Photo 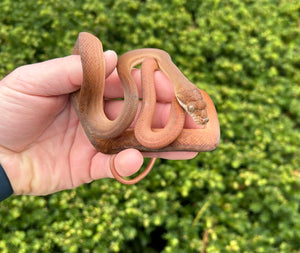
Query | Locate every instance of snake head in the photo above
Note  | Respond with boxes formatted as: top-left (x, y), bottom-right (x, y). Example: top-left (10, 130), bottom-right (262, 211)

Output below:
top-left (176, 88), bottom-right (209, 125)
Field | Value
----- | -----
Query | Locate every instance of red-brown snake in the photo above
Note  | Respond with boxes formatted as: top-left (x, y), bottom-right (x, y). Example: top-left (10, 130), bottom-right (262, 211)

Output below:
top-left (71, 32), bottom-right (220, 184)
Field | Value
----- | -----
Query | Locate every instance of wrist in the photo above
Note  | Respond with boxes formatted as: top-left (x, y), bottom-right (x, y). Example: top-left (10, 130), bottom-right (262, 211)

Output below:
top-left (0, 151), bottom-right (32, 196)
top-left (0, 163), bottom-right (14, 201)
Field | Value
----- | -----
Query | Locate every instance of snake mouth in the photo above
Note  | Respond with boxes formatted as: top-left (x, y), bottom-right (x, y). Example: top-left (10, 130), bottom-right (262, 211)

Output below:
top-left (192, 114), bottom-right (209, 125)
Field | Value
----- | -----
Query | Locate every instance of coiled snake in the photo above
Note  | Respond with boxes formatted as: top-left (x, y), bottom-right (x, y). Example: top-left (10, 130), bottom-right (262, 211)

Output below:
top-left (71, 32), bottom-right (220, 184)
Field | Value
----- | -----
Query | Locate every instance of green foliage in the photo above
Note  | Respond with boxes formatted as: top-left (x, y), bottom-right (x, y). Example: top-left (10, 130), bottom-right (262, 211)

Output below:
top-left (1, 0), bottom-right (300, 252)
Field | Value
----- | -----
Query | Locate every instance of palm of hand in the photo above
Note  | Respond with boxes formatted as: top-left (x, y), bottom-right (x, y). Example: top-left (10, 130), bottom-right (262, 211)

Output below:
top-left (0, 65), bottom-right (98, 195)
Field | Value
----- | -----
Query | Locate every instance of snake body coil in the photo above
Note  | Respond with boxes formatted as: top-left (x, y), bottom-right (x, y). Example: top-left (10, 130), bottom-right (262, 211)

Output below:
top-left (71, 32), bottom-right (220, 184)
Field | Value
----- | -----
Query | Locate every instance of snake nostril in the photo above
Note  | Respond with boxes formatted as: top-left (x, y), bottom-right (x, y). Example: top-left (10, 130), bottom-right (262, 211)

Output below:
top-left (203, 117), bottom-right (209, 124)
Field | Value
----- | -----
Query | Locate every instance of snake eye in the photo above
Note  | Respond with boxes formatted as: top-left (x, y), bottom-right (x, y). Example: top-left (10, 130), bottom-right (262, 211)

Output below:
top-left (188, 105), bottom-right (195, 112)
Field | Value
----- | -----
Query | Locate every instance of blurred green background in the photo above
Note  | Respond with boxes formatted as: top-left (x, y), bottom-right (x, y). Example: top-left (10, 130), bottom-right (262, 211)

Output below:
top-left (0, 0), bottom-right (299, 252)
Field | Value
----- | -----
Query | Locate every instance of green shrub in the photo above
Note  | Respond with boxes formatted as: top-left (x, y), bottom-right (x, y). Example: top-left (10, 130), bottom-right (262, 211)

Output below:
top-left (0, 0), bottom-right (299, 252)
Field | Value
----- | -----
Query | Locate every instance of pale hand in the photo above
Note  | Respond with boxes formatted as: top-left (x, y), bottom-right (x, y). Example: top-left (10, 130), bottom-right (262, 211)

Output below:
top-left (0, 52), bottom-right (197, 195)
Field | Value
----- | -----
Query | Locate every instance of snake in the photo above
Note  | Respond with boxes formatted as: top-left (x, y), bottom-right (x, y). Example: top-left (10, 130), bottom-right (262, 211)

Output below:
top-left (71, 32), bottom-right (220, 184)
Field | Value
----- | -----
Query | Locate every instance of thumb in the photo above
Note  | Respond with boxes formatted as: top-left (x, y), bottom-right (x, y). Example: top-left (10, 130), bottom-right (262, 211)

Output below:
top-left (1, 50), bottom-right (118, 97)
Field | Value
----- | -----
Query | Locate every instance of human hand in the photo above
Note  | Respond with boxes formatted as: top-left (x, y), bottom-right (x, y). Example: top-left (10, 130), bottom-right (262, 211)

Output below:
top-left (0, 52), bottom-right (197, 196)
